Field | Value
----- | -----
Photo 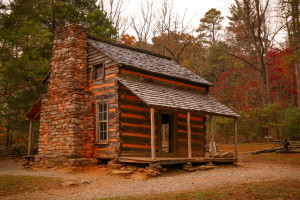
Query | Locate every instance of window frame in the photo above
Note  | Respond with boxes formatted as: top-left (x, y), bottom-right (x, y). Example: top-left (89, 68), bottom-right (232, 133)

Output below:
top-left (96, 102), bottom-right (109, 143)
top-left (91, 63), bottom-right (105, 81)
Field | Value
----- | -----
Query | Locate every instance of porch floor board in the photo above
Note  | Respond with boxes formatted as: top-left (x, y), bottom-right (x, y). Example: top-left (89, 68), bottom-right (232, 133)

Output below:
top-left (117, 157), bottom-right (237, 165)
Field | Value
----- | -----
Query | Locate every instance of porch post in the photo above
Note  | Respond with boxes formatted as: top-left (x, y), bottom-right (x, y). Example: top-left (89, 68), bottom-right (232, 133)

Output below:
top-left (187, 112), bottom-right (192, 159)
top-left (210, 115), bottom-right (214, 159)
top-left (150, 108), bottom-right (156, 160)
top-left (28, 120), bottom-right (33, 156)
top-left (234, 118), bottom-right (238, 159)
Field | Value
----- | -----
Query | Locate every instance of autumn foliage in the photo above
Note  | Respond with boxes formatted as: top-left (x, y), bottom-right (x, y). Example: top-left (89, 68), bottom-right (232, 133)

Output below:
top-left (119, 34), bottom-right (136, 47)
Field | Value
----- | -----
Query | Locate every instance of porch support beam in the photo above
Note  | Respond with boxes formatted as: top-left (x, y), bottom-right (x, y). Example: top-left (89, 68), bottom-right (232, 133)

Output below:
top-left (28, 120), bottom-right (33, 156)
top-left (234, 118), bottom-right (238, 159)
top-left (210, 115), bottom-right (214, 159)
top-left (150, 108), bottom-right (156, 160)
top-left (187, 112), bottom-right (192, 159)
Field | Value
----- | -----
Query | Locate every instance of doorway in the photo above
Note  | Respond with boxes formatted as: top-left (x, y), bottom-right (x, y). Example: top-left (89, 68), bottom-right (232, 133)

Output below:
top-left (159, 113), bottom-right (175, 156)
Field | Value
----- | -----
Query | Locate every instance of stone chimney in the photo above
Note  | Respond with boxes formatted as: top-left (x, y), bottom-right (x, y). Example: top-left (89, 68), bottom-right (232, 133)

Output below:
top-left (36, 24), bottom-right (95, 168)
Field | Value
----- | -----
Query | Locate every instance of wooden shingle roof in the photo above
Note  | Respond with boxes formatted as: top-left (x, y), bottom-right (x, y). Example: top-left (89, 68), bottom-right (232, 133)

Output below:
top-left (118, 77), bottom-right (240, 118)
top-left (88, 39), bottom-right (212, 86)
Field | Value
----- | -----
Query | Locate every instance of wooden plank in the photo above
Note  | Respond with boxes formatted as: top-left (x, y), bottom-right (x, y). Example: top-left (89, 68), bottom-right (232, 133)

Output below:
top-left (210, 115), bottom-right (214, 159)
top-left (120, 105), bottom-right (150, 115)
top-left (89, 82), bottom-right (115, 90)
top-left (121, 122), bottom-right (151, 128)
top-left (188, 112), bottom-right (192, 159)
top-left (122, 132), bottom-right (152, 138)
top-left (121, 126), bottom-right (152, 135)
top-left (177, 118), bottom-right (205, 126)
top-left (177, 113), bottom-right (205, 121)
top-left (121, 151), bottom-right (151, 157)
top-left (120, 116), bottom-right (149, 124)
top-left (91, 85), bottom-right (116, 94)
top-left (93, 89), bottom-right (115, 97)
top-left (122, 135), bottom-right (151, 145)
top-left (120, 69), bottom-right (207, 92)
top-left (122, 143), bottom-right (151, 149)
top-left (27, 120), bottom-right (32, 156)
top-left (121, 113), bottom-right (146, 119)
top-left (89, 77), bottom-right (116, 86)
top-left (177, 124), bottom-right (204, 133)
top-left (151, 108), bottom-right (156, 160)
top-left (234, 118), bottom-right (238, 159)
top-left (116, 156), bottom-right (236, 165)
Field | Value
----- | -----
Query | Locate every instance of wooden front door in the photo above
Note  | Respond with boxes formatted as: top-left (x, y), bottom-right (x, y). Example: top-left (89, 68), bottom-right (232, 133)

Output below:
top-left (158, 112), bottom-right (177, 157)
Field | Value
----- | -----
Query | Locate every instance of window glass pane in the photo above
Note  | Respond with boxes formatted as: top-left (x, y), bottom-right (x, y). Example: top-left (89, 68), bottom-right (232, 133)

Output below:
top-left (104, 122), bottom-right (107, 131)
top-left (103, 111), bottom-right (107, 120)
top-left (93, 64), bottom-right (104, 80)
top-left (103, 132), bottom-right (107, 140)
top-left (100, 122), bottom-right (103, 131)
top-left (104, 103), bottom-right (107, 111)
top-left (97, 103), bottom-right (108, 141)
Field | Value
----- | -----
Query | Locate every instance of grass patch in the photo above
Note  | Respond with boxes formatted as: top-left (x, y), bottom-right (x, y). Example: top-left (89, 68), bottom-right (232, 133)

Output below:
top-left (0, 175), bottom-right (62, 197)
top-left (101, 179), bottom-right (300, 200)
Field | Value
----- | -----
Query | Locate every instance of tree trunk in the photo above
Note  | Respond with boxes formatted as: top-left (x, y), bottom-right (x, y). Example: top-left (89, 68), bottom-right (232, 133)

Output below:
top-left (296, 57), bottom-right (300, 109)
top-left (287, 0), bottom-right (300, 109)
top-left (259, 60), bottom-right (270, 106)
top-left (6, 125), bottom-right (9, 147)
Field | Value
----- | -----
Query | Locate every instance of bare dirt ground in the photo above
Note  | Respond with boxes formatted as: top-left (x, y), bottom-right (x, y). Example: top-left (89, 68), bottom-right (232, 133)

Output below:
top-left (1, 153), bottom-right (300, 200)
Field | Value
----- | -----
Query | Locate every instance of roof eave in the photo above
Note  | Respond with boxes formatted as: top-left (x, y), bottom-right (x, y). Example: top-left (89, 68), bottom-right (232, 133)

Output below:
top-left (149, 104), bottom-right (240, 119)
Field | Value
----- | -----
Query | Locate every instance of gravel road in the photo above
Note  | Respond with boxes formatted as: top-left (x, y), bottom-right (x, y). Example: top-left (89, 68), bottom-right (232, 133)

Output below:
top-left (1, 155), bottom-right (299, 200)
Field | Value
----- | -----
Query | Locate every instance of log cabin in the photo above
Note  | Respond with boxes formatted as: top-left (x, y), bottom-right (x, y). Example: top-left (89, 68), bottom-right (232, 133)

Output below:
top-left (26, 24), bottom-right (240, 168)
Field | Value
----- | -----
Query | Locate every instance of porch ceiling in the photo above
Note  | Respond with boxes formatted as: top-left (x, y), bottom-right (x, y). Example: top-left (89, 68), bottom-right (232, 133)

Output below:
top-left (26, 97), bottom-right (42, 120)
top-left (117, 77), bottom-right (240, 118)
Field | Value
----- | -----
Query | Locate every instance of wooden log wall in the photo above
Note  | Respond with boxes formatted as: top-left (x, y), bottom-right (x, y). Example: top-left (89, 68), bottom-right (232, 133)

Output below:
top-left (119, 68), bottom-right (207, 94)
top-left (176, 113), bottom-right (206, 157)
top-left (119, 86), bottom-right (158, 157)
top-left (87, 45), bottom-right (119, 159)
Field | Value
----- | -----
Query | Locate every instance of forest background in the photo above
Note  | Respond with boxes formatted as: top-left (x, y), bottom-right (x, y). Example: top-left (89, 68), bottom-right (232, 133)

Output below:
top-left (0, 0), bottom-right (299, 151)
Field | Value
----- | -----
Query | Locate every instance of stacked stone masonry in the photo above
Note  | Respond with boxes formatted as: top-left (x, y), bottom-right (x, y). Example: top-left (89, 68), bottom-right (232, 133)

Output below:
top-left (36, 24), bottom-right (95, 168)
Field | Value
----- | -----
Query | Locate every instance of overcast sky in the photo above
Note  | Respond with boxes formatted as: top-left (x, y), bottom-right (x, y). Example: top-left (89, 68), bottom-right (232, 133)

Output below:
top-left (123, 0), bottom-right (236, 36)
top-left (120, 0), bottom-right (285, 43)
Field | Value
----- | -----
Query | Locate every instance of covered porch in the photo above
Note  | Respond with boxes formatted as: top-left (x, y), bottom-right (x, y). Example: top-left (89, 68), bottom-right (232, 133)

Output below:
top-left (117, 112), bottom-right (239, 165)
top-left (118, 78), bottom-right (240, 165)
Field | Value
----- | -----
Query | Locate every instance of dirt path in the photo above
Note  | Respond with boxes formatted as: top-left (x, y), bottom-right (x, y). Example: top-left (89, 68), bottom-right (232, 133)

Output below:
top-left (1, 155), bottom-right (300, 200)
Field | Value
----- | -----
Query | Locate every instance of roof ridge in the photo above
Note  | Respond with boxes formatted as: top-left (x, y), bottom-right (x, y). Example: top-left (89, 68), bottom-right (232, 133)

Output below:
top-left (87, 35), bottom-right (172, 60)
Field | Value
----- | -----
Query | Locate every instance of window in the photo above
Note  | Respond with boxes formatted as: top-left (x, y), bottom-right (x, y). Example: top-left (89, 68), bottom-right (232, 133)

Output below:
top-left (96, 103), bottom-right (108, 141)
top-left (92, 63), bottom-right (104, 80)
